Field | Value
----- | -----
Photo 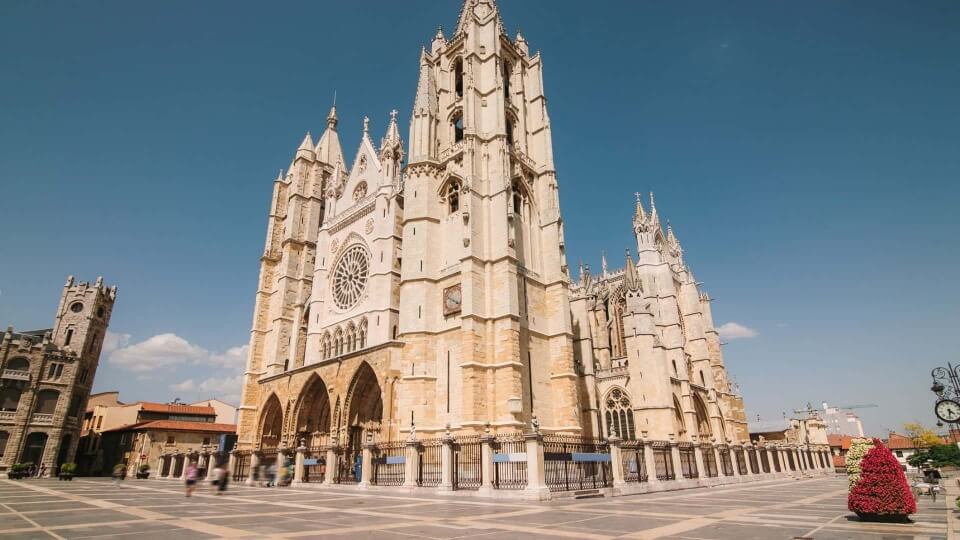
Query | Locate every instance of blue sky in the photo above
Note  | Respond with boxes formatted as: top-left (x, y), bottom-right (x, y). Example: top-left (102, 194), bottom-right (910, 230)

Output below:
top-left (1, 0), bottom-right (958, 436)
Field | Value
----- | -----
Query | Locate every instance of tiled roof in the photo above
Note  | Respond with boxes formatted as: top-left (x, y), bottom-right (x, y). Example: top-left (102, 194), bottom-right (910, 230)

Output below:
top-left (137, 402), bottom-right (216, 416)
top-left (886, 433), bottom-right (919, 450)
top-left (103, 420), bottom-right (236, 434)
top-left (833, 454), bottom-right (846, 468)
top-left (827, 434), bottom-right (854, 450)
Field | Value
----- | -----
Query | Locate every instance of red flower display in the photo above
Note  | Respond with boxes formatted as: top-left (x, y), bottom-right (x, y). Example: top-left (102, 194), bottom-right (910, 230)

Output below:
top-left (848, 439), bottom-right (917, 519)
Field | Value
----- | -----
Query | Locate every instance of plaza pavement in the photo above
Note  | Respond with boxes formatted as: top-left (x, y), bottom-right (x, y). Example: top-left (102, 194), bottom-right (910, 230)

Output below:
top-left (0, 476), bottom-right (947, 539)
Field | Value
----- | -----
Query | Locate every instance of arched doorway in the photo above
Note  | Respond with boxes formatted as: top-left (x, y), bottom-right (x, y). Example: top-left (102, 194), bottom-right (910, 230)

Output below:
top-left (22, 432), bottom-right (48, 466)
top-left (672, 395), bottom-right (686, 439)
top-left (259, 394), bottom-right (284, 450)
top-left (294, 375), bottom-right (331, 448)
top-left (603, 387), bottom-right (636, 440)
top-left (343, 362), bottom-right (383, 463)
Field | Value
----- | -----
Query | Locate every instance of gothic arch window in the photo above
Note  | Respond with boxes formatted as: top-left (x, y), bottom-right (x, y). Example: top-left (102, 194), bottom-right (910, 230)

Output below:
top-left (511, 179), bottom-right (529, 216)
top-left (502, 60), bottom-right (512, 99)
top-left (452, 112), bottom-right (464, 143)
top-left (259, 394), bottom-right (284, 450)
top-left (505, 116), bottom-right (515, 146)
top-left (454, 58), bottom-right (464, 98)
top-left (358, 319), bottom-right (368, 349)
top-left (346, 323), bottom-right (357, 353)
top-left (693, 394), bottom-right (712, 437)
top-left (608, 289), bottom-right (627, 358)
top-left (444, 179), bottom-right (461, 213)
top-left (334, 328), bottom-right (344, 357)
top-left (672, 395), bottom-right (686, 437)
top-left (321, 332), bottom-right (331, 360)
top-left (603, 388), bottom-right (636, 440)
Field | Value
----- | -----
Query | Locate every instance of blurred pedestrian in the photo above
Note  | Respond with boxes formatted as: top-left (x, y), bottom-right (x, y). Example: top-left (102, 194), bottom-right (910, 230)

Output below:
top-left (185, 461), bottom-right (198, 497)
top-left (214, 465), bottom-right (228, 495)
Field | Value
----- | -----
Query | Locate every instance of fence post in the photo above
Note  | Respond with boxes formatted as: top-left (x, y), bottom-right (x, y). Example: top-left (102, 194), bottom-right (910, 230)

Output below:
top-left (643, 438), bottom-right (660, 486)
top-left (206, 450), bottom-right (218, 481)
top-left (729, 444), bottom-right (741, 478)
top-left (524, 431), bottom-right (549, 499)
top-left (440, 430), bottom-right (454, 491)
top-left (227, 450), bottom-right (237, 481)
top-left (403, 435), bottom-right (419, 488)
top-left (359, 441), bottom-right (374, 488)
top-left (692, 439), bottom-right (705, 481)
top-left (670, 441), bottom-right (682, 480)
top-left (323, 443), bottom-right (338, 485)
top-left (608, 436), bottom-right (625, 488)
top-left (293, 441), bottom-right (306, 486)
top-left (479, 433), bottom-right (494, 494)
top-left (246, 451), bottom-right (259, 486)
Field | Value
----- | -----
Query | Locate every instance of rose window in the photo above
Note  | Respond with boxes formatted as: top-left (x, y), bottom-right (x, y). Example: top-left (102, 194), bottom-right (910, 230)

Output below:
top-left (332, 245), bottom-right (369, 310)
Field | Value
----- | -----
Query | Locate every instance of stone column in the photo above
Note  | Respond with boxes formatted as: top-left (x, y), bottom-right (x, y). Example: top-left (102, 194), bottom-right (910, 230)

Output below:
top-left (670, 442), bottom-right (683, 480)
top-left (608, 436), bottom-right (625, 488)
top-left (439, 434), bottom-right (454, 491)
top-left (359, 441), bottom-right (374, 488)
top-left (246, 451), bottom-right (260, 486)
top-left (206, 452), bottom-right (218, 481)
top-left (524, 432), bottom-right (549, 499)
top-left (293, 443), bottom-right (306, 486)
top-left (643, 440), bottom-right (661, 485)
top-left (180, 454), bottom-right (190, 480)
top-left (227, 451), bottom-right (237, 481)
top-left (402, 439), bottom-right (419, 488)
top-left (323, 445), bottom-right (339, 486)
top-left (479, 434), bottom-right (494, 494)
top-left (692, 442), bottom-right (705, 482)
top-left (729, 446), bottom-right (741, 477)
top-left (744, 444), bottom-right (755, 475)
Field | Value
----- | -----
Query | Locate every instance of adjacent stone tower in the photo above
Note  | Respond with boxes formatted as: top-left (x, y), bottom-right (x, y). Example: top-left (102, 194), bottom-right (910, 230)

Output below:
top-left (399, 0), bottom-right (580, 434)
top-left (0, 276), bottom-right (116, 473)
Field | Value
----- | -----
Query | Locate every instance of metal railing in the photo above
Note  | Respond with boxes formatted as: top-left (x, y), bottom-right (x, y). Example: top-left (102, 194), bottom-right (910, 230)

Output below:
top-left (771, 449), bottom-right (782, 472)
top-left (651, 441), bottom-right (675, 481)
top-left (734, 448), bottom-right (748, 475)
top-left (303, 448), bottom-right (326, 483)
top-left (701, 444), bottom-right (719, 478)
top-left (232, 452), bottom-right (249, 482)
top-left (371, 441), bottom-right (404, 486)
top-left (543, 435), bottom-right (611, 492)
top-left (748, 448), bottom-right (760, 474)
top-left (678, 444), bottom-right (698, 479)
top-left (417, 439), bottom-right (443, 487)
top-left (452, 436), bottom-right (481, 490)
top-left (760, 449), bottom-right (771, 473)
top-left (621, 440), bottom-right (647, 483)
top-left (493, 433), bottom-right (527, 490)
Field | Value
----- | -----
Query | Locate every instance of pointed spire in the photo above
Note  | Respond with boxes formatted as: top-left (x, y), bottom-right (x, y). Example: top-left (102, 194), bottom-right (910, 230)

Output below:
top-left (380, 109), bottom-right (402, 151)
top-left (435, 25), bottom-right (445, 41)
top-left (326, 104), bottom-right (338, 129)
top-left (413, 49), bottom-right (439, 117)
top-left (298, 132), bottom-right (313, 151)
top-left (455, 0), bottom-right (506, 37)
top-left (275, 169), bottom-right (284, 182)
top-left (649, 191), bottom-right (660, 228)
top-left (363, 116), bottom-right (370, 135)
top-left (316, 105), bottom-right (346, 168)
top-left (624, 249), bottom-right (641, 292)
top-left (633, 192), bottom-right (646, 222)
top-left (601, 251), bottom-right (608, 276)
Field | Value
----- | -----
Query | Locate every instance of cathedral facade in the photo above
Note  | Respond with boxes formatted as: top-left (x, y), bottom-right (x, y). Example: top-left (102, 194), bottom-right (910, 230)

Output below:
top-left (236, 0), bottom-right (747, 460)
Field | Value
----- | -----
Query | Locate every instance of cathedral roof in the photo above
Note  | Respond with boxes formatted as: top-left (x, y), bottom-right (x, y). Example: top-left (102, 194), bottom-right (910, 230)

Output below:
top-left (316, 105), bottom-right (347, 169)
top-left (412, 51), bottom-right (439, 117)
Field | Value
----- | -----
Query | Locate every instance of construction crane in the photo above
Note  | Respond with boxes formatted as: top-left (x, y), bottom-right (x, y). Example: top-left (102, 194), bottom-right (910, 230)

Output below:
top-left (792, 402), bottom-right (878, 416)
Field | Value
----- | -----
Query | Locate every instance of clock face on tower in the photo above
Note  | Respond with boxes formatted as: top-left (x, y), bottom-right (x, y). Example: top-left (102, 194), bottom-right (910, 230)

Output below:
top-left (935, 399), bottom-right (960, 423)
top-left (443, 285), bottom-right (462, 316)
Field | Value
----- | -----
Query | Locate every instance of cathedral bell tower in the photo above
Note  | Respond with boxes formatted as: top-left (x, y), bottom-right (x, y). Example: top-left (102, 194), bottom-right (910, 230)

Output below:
top-left (399, 0), bottom-right (581, 434)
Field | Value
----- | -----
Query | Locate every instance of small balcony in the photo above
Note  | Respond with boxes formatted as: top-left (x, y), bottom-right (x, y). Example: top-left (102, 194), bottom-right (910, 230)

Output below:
top-left (32, 413), bottom-right (54, 425)
top-left (1, 369), bottom-right (30, 381)
top-left (0, 410), bottom-right (16, 423)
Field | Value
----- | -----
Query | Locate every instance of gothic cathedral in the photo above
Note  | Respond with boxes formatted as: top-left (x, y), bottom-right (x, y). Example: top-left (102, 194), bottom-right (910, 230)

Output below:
top-left (236, 0), bottom-right (747, 459)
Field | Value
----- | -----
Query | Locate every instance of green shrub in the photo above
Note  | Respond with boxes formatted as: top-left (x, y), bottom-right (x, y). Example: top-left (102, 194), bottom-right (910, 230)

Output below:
top-left (59, 463), bottom-right (77, 474)
top-left (139, 463), bottom-right (150, 473)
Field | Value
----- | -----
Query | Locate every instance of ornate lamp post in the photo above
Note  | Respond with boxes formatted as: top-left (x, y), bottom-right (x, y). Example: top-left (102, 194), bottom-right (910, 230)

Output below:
top-left (930, 365), bottom-right (960, 428)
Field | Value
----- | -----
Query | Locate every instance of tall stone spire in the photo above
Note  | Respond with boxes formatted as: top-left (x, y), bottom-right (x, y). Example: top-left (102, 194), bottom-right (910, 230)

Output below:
top-left (316, 105), bottom-right (346, 168)
top-left (634, 192), bottom-right (646, 222)
top-left (601, 251), bottom-right (608, 277)
top-left (409, 48), bottom-right (439, 162)
top-left (380, 109), bottom-right (402, 152)
top-left (455, 0), bottom-right (506, 37)
top-left (295, 132), bottom-right (314, 160)
top-left (380, 109), bottom-right (405, 186)
top-left (649, 191), bottom-right (661, 230)
top-left (412, 50), bottom-right (439, 117)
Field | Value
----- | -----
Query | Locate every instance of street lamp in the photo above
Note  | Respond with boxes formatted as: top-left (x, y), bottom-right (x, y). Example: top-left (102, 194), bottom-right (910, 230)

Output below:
top-left (930, 364), bottom-right (960, 428)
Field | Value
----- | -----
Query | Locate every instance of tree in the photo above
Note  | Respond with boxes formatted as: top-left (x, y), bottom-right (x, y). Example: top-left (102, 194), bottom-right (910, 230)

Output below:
top-left (907, 443), bottom-right (960, 468)
top-left (903, 422), bottom-right (942, 448)
top-left (848, 439), bottom-right (916, 519)
top-left (846, 438), bottom-right (875, 490)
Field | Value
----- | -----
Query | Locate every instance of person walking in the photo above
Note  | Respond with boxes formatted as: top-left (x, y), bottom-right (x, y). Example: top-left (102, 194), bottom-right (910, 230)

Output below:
top-left (267, 462), bottom-right (277, 487)
top-left (213, 465), bottom-right (228, 495)
top-left (112, 463), bottom-right (125, 485)
top-left (184, 461), bottom-right (198, 497)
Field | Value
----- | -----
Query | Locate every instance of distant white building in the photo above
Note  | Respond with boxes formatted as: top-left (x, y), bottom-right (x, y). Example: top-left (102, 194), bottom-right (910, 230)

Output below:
top-left (822, 402), bottom-right (865, 437)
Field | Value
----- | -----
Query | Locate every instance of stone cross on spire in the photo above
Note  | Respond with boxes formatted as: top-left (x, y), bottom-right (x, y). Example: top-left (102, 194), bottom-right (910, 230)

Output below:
top-left (363, 116), bottom-right (370, 134)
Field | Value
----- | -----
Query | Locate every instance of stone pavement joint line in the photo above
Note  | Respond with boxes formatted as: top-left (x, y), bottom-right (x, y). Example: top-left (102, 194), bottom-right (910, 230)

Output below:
top-left (0, 476), bottom-right (947, 540)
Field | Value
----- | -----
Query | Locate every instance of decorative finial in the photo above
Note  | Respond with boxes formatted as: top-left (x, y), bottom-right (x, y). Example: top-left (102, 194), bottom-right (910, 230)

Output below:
top-left (363, 116), bottom-right (369, 134)
top-left (390, 109), bottom-right (398, 122)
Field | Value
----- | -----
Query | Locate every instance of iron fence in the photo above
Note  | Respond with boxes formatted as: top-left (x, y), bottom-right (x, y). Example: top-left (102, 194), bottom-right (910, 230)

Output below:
top-left (786, 451), bottom-right (796, 471)
top-left (678, 444), bottom-right (698, 479)
top-left (232, 452), bottom-right (249, 482)
top-left (372, 441), bottom-right (405, 486)
top-left (543, 435), bottom-right (611, 492)
top-left (417, 438), bottom-right (443, 487)
top-left (621, 440), bottom-right (647, 483)
top-left (701, 445), bottom-right (718, 477)
top-left (303, 448), bottom-right (326, 483)
top-left (651, 441), bottom-right (675, 481)
top-left (760, 449), bottom-right (771, 473)
top-left (771, 449), bottom-right (782, 472)
top-left (452, 436), bottom-right (482, 490)
top-left (734, 448), bottom-right (748, 475)
top-left (748, 448), bottom-right (760, 474)
top-left (493, 433), bottom-right (527, 490)
top-left (336, 448), bottom-right (359, 484)
top-left (719, 447), bottom-right (734, 476)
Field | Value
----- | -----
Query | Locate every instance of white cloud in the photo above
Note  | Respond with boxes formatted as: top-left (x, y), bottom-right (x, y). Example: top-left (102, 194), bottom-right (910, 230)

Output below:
top-left (207, 345), bottom-right (249, 371)
top-left (170, 374), bottom-right (243, 405)
top-left (101, 332), bottom-right (131, 354)
top-left (717, 322), bottom-right (759, 340)
top-left (108, 333), bottom-right (207, 372)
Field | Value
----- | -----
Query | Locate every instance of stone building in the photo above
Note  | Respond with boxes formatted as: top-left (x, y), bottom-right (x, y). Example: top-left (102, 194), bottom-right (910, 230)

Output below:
top-left (236, 0), bottom-right (747, 464)
top-left (0, 276), bottom-right (116, 475)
